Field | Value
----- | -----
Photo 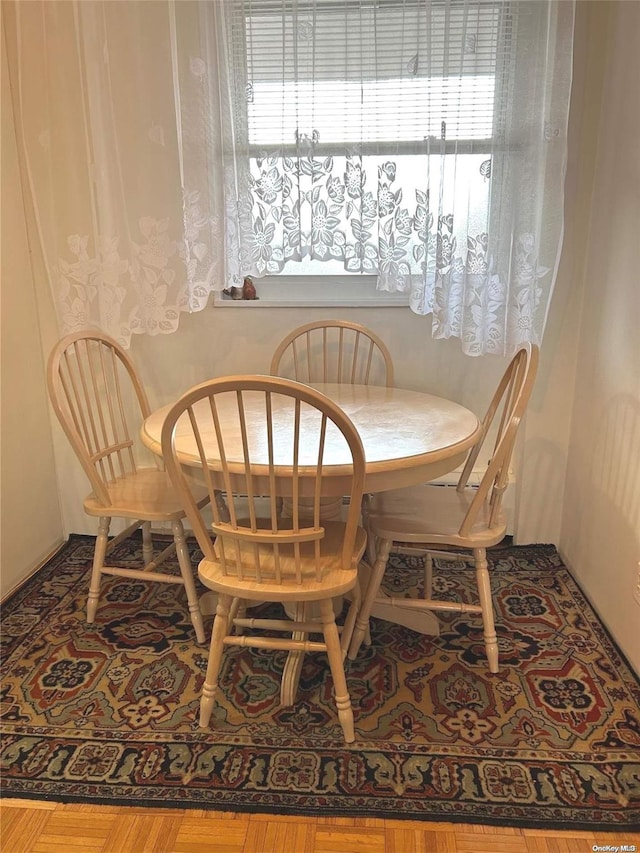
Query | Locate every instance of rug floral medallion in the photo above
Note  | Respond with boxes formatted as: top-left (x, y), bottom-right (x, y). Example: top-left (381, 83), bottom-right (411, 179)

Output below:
top-left (1, 535), bottom-right (639, 830)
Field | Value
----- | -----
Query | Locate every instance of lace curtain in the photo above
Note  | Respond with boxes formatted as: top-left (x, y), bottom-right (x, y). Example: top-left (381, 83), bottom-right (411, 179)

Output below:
top-left (5, 1), bottom-right (229, 348)
top-left (224, 0), bottom-right (575, 354)
top-left (5, 0), bottom-right (574, 354)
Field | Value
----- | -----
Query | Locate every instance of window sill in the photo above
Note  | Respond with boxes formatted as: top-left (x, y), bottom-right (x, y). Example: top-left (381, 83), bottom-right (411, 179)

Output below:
top-left (212, 276), bottom-right (410, 308)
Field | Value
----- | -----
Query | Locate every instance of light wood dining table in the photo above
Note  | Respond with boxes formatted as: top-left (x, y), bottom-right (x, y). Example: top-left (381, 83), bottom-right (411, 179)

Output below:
top-left (141, 382), bottom-right (481, 703)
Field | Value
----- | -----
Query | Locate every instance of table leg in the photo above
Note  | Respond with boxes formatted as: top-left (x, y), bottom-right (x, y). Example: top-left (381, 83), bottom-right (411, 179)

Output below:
top-left (279, 497), bottom-right (343, 704)
top-left (369, 597), bottom-right (441, 635)
top-left (280, 602), bottom-right (308, 706)
top-left (199, 591), bottom-right (218, 617)
top-left (280, 495), bottom-right (343, 521)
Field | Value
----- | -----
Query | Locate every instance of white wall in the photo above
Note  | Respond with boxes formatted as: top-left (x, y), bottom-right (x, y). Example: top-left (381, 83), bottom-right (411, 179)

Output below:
top-left (1, 21), bottom-right (63, 597)
top-left (559, 1), bottom-right (640, 673)
top-left (514, 1), bottom-right (608, 545)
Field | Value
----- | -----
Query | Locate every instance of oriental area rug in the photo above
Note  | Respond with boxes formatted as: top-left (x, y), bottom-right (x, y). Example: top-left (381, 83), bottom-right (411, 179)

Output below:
top-left (1, 534), bottom-right (639, 830)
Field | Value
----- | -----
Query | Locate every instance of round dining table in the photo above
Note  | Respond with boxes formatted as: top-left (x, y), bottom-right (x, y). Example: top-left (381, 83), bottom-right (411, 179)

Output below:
top-left (142, 382), bottom-right (480, 494)
top-left (141, 382), bottom-right (481, 703)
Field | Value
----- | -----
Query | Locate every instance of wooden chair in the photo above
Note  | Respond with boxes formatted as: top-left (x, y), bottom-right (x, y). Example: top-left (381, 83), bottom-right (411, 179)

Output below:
top-left (271, 320), bottom-right (393, 534)
top-left (161, 375), bottom-right (368, 743)
top-left (47, 331), bottom-right (208, 643)
top-left (270, 320), bottom-right (394, 388)
top-left (351, 344), bottom-right (540, 673)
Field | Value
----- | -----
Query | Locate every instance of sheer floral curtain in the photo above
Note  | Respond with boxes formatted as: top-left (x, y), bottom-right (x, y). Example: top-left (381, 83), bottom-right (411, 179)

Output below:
top-left (6, 0), bottom-right (574, 355)
top-left (222, 0), bottom-right (575, 355)
top-left (5, 0), bottom-right (229, 349)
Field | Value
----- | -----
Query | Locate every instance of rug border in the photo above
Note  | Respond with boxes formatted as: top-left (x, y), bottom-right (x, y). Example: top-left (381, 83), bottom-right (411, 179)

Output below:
top-left (2, 788), bottom-right (638, 832)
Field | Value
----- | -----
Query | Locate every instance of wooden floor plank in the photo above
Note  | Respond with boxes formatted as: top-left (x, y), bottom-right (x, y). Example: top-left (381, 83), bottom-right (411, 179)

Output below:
top-left (523, 828), bottom-right (598, 840)
top-left (523, 837), bottom-right (600, 853)
top-left (31, 833), bottom-right (109, 853)
top-left (452, 830), bottom-right (529, 853)
top-left (353, 817), bottom-right (386, 828)
top-left (421, 828), bottom-right (459, 853)
top-left (171, 817), bottom-right (248, 853)
top-left (593, 831), bottom-right (640, 845)
top-left (242, 819), bottom-right (315, 853)
top-left (100, 813), bottom-right (183, 853)
top-left (114, 806), bottom-right (187, 817)
top-left (179, 808), bottom-right (245, 820)
top-left (173, 815), bottom-right (249, 852)
top-left (250, 811), bottom-right (317, 825)
top-left (59, 802), bottom-right (122, 814)
top-left (28, 810), bottom-right (118, 851)
top-left (457, 822), bottom-right (523, 835)
top-left (385, 826), bottom-right (429, 853)
top-left (0, 798), bottom-right (58, 811)
top-left (266, 820), bottom-right (316, 853)
top-left (313, 824), bottom-right (386, 853)
top-left (0, 807), bottom-right (57, 853)
top-left (315, 815), bottom-right (357, 826)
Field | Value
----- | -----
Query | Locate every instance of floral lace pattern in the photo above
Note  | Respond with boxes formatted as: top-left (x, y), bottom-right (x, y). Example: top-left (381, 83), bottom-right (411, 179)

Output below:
top-left (56, 200), bottom-right (218, 348)
top-left (12, 0), bottom-right (572, 354)
top-left (240, 147), bottom-right (552, 354)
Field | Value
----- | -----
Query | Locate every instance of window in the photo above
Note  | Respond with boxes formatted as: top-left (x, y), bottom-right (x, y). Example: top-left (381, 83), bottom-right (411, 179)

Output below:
top-left (226, 0), bottom-right (509, 290)
top-left (219, 0), bottom-right (574, 355)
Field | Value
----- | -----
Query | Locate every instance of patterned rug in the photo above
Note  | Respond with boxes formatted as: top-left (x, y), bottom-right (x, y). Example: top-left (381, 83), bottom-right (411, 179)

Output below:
top-left (1, 534), bottom-right (639, 830)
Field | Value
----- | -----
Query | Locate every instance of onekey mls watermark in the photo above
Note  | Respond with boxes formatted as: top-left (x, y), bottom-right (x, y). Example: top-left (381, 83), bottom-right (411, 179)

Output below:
top-left (592, 846), bottom-right (637, 852)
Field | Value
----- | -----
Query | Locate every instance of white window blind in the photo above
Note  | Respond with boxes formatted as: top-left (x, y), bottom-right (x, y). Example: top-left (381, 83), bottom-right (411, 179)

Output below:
top-left (236, 1), bottom-right (511, 148)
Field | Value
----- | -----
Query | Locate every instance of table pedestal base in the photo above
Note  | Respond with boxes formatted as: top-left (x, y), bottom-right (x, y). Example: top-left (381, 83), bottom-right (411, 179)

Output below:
top-left (370, 596), bottom-right (440, 635)
top-left (199, 591), bottom-right (218, 618)
top-left (199, 594), bottom-right (343, 707)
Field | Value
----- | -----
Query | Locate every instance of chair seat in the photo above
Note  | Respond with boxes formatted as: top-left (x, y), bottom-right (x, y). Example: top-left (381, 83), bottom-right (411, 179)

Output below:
top-left (368, 483), bottom-right (507, 548)
top-left (83, 468), bottom-right (209, 521)
top-left (198, 521), bottom-right (367, 602)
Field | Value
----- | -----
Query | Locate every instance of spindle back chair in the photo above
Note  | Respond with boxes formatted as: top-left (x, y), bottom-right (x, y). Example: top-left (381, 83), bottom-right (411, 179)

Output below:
top-left (161, 375), bottom-right (368, 742)
top-left (47, 331), bottom-right (207, 641)
top-left (353, 344), bottom-right (540, 673)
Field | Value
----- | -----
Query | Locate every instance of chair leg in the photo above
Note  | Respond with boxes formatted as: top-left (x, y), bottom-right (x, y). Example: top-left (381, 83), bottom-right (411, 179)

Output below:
top-left (172, 519), bottom-right (206, 643)
top-left (141, 521), bottom-right (154, 566)
top-left (320, 598), bottom-right (355, 744)
top-left (424, 551), bottom-right (434, 599)
top-left (199, 593), bottom-right (232, 728)
top-left (361, 494), bottom-right (378, 567)
top-left (474, 548), bottom-right (499, 673)
top-left (229, 597), bottom-right (244, 633)
top-left (340, 579), bottom-right (361, 658)
top-left (87, 516), bottom-right (110, 624)
top-left (356, 561), bottom-right (372, 647)
top-left (348, 537), bottom-right (392, 660)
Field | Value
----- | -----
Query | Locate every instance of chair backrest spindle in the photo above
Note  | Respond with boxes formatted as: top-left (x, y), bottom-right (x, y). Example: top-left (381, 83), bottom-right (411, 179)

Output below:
top-left (271, 320), bottom-right (394, 387)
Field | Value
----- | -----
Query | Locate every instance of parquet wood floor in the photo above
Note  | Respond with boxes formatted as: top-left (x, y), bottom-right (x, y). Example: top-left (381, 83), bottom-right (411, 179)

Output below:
top-left (1, 800), bottom-right (638, 853)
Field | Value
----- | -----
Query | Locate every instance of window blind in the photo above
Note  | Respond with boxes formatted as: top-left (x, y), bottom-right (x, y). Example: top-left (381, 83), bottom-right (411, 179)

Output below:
top-left (229, 0), bottom-right (513, 147)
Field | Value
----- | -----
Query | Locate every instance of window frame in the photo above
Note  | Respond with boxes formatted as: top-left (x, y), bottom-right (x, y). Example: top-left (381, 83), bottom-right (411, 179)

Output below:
top-left (228, 0), bottom-right (515, 308)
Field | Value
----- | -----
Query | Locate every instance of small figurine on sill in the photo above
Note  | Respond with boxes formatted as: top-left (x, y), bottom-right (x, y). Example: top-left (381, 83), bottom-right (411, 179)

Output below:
top-left (242, 276), bottom-right (258, 300)
top-left (223, 276), bottom-right (259, 300)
